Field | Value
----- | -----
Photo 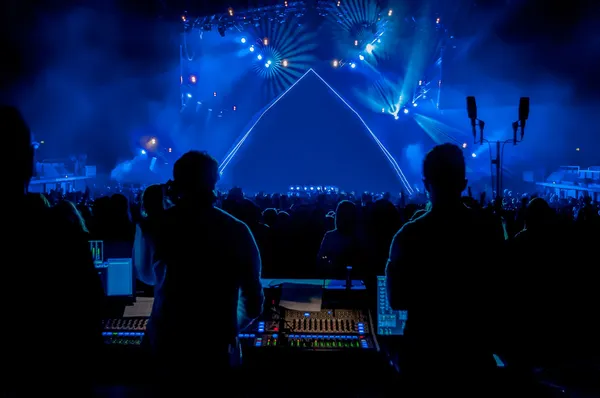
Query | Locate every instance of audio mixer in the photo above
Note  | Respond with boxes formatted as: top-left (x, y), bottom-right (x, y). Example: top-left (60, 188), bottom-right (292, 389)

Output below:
top-left (239, 308), bottom-right (375, 350)
top-left (102, 317), bottom-right (147, 346)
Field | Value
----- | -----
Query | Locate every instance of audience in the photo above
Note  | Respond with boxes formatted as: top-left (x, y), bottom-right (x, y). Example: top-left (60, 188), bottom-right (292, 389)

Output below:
top-left (4, 104), bottom-right (599, 396)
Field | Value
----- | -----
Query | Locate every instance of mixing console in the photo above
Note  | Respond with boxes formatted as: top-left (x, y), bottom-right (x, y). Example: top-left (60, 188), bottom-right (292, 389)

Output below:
top-left (239, 308), bottom-right (375, 350)
top-left (102, 317), bottom-right (147, 346)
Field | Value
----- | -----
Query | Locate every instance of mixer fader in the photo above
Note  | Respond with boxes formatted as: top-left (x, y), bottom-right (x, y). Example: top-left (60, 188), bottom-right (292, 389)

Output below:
top-left (285, 309), bottom-right (369, 334)
top-left (239, 308), bottom-right (375, 350)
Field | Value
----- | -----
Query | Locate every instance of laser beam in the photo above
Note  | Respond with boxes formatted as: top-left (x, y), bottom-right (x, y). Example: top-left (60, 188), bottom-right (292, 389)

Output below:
top-left (219, 68), bottom-right (414, 194)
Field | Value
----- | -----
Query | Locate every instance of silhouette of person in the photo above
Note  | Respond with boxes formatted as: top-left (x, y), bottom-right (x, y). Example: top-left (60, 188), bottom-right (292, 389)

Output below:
top-left (317, 200), bottom-right (362, 277)
top-left (140, 151), bottom-right (264, 395)
top-left (2, 105), bottom-right (103, 397)
top-left (386, 143), bottom-right (501, 396)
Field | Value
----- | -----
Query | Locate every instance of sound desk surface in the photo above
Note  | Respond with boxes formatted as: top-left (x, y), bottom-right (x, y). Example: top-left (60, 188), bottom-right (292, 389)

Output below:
top-left (97, 281), bottom-right (396, 396)
top-left (238, 308), bottom-right (374, 350)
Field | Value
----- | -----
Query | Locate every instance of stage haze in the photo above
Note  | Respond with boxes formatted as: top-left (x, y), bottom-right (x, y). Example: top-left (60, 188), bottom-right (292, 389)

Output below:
top-left (223, 70), bottom-right (403, 193)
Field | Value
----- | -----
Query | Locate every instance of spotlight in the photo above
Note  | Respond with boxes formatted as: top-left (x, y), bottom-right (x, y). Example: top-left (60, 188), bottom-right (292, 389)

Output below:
top-left (332, 59), bottom-right (339, 67)
top-left (228, 7), bottom-right (234, 16)
top-left (403, 108), bottom-right (409, 114)
top-left (354, 40), bottom-right (358, 46)
top-left (189, 75), bottom-right (197, 84)
top-left (263, 38), bottom-right (269, 45)
top-left (381, 108), bottom-right (385, 113)
top-left (241, 37), bottom-right (246, 43)
top-left (388, 9), bottom-right (393, 16)
top-left (267, 60), bottom-right (272, 65)
top-left (218, 25), bottom-right (226, 37)
top-left (462, 143), bottom-right (467, 148)
top-left (257, 54), bottom-right (263, 60)
top-left (412, 102), bottom-right (417, 107)
top-left (249, 45), bottom-right (255, 52)
top-left (366, 44), bottom-right (374, 53)
top-left (350, 63), bottom-right (356, 68)
top-left (265, 63), bottom-right (270, 68)
top-left (282, 59), bottom-right (288, 67)
top-left (471, 153), bottom-right (477, 158)
top-left (359, 54), bottom-right (365, 61)
top-left (233, 105), bottom-right (237, 111)
top-left (213, 91), bottom-right (217, 97)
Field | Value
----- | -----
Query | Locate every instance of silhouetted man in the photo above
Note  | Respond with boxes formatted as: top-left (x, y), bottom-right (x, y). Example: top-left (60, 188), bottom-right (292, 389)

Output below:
top-left (141, 151), bottom-right (264, 395)
top-left (386, 143), bottom-right (501, 396)
top-left (2, 106), bottom-right (103, 397)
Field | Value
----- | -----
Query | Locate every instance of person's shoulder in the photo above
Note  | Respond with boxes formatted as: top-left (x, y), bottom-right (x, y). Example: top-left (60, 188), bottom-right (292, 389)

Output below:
top-left (212, 206), bottom-right (245, 225)
top-left (212, 207), bottom-right (254, 234)
top-left (399, 210), bottom-right (431, 235)
top-left (323, 229), bottom-right (337, 238)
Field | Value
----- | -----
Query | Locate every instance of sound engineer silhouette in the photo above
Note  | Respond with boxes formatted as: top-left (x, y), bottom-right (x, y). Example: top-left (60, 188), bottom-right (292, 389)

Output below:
top-left (138, 150), bottom-right (264, 395)
top-left (386, 143), bottom-right (501, 396)
top-left (2, 105), bottom-right (104, 397)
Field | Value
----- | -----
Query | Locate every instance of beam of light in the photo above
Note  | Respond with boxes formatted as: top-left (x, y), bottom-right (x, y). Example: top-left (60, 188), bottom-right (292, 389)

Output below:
top-left (309, 69), bottom-right (413, 194)
top-left (219, 68), bottom-right (314, 174)
top-left (412, 114), bottom-right (465, 146)
top-left (220, 69), bottom-right (414, 195)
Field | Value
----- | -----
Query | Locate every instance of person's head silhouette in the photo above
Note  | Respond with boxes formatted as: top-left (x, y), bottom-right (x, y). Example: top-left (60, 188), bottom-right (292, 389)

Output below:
top-left (422, 143), bottom-right (467, 206)
top-left (172, 150), bottom-right (219, 205)
top-left (2, 106), bottom-right (33, 195)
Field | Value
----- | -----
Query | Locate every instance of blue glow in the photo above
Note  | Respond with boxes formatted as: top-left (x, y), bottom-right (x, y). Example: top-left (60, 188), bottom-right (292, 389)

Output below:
top-left (249, 45), bottom-right (255, 52)
top-left (219, 69), bottom-right (414, 194)
top-left (241, 37), bottom-right (247, 43)
top-left (257, 54), bottom-right (263, 60)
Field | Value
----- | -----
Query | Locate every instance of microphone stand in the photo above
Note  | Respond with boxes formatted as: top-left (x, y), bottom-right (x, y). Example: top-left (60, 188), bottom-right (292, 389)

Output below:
top-left (345, 266), bottom-right (353, 290)
top-left (467, 98), bottom-right (528, 202)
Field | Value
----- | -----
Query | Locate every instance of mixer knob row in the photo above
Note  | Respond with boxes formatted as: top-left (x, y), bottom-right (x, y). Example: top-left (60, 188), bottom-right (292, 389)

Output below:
top-left (103, 318), bottom-right (148, 331)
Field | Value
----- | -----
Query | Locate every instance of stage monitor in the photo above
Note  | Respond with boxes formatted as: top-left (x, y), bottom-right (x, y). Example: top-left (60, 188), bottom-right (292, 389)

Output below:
top-left (96, 258), bottom-right (135, 298)
top-left (376, 276), bottom-right (407, 336)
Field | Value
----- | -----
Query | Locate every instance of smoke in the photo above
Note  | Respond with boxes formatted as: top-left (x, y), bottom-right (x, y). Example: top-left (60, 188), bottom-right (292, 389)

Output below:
top-left (12, 6), bottom-right (180, 176)
top-left (405, 143), bottom-right (424, 175)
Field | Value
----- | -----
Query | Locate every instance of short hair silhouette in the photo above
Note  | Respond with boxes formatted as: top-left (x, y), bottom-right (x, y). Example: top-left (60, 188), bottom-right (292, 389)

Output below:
top-left (173, 150), bottom-right (219, 195)
top-left (422, 143), bottom-right (467, 196)
top-left (2, 106), bottom-right (33, 187)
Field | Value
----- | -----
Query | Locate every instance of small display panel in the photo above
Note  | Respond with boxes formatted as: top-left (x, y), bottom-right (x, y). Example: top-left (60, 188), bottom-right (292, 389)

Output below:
top-left (376, 276), bottom-right (407, 335)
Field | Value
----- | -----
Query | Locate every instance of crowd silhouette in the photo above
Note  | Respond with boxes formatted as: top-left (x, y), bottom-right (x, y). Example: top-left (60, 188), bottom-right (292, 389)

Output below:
top-left (4, 104), bottom-right (600, 397)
